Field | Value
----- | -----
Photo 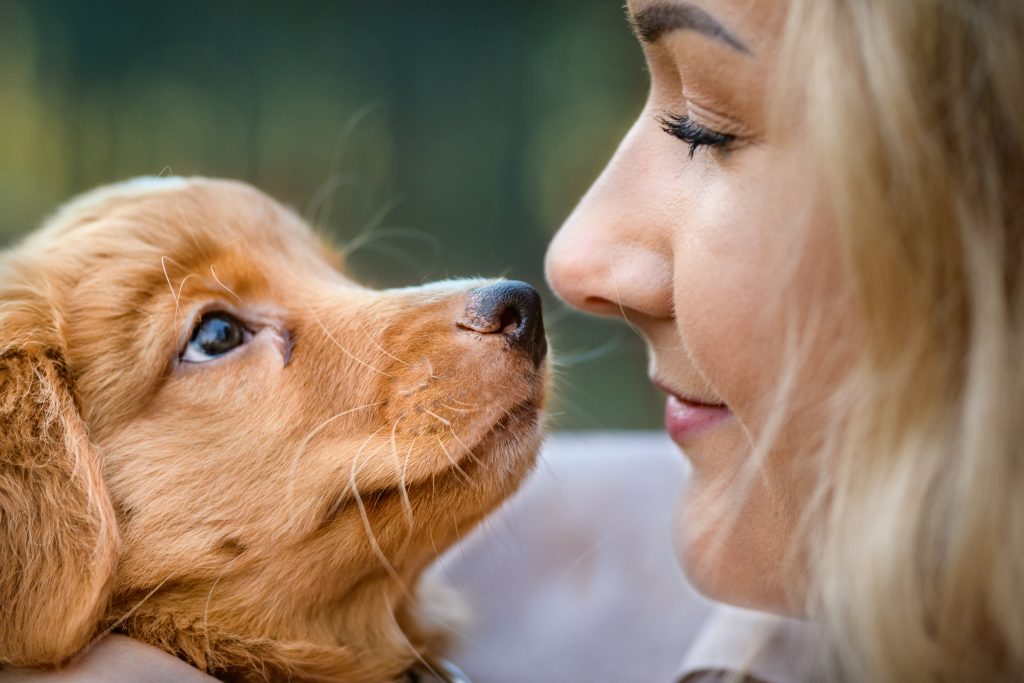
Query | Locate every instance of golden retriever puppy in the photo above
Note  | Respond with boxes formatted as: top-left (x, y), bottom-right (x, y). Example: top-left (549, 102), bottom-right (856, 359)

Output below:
top-left (0, 177), bottom-right (548, 682)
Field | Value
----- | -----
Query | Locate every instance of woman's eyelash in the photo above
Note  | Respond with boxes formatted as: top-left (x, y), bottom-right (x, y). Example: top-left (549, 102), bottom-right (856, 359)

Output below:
top-left (658, 113), bottom-right (735, 158)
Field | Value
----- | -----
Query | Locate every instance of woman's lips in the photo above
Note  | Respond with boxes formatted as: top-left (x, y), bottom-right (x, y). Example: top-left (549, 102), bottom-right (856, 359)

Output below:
top-left (660, 390), bottom-right (731, 444)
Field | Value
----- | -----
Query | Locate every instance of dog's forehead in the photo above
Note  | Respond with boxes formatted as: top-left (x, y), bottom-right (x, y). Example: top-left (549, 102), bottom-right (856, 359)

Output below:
top-left (39, 177), bottom-right (342, 280)
top-left (141, 182), bottom-right (301, 251)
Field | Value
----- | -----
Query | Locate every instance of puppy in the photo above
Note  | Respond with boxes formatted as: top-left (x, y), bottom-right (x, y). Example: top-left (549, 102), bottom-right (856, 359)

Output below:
top-left (0, 177), bottom-right (548, 681)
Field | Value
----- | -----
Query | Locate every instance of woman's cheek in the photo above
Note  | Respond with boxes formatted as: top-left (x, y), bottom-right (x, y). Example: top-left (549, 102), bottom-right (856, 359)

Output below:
top-left (670, 165), bottom-right (849, 598)
top-left (676, 144), bottom-right (826, 432)
top-left (672, 212), bottom-right (785, 436)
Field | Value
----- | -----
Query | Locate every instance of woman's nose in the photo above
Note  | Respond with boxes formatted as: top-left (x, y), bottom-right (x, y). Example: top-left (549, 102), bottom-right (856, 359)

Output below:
top-left (544, 123), bottom-right (674, 322)
top-left (545, 217), bottom-right (615, 317)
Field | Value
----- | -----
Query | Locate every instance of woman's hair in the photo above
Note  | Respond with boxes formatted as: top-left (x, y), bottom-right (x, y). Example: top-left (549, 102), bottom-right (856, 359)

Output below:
top-left (781, 0), bottom-right (1024, 679)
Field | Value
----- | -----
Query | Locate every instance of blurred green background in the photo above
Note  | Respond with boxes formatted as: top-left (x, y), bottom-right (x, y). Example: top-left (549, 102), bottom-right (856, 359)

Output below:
top-left (0, 0), bottom-right (664, 430)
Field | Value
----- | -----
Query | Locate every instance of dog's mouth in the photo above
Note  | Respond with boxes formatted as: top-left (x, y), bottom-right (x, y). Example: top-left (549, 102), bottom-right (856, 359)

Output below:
top-left (450, 380), bottom-right (545, 458)
top-left (476, 398), bottom-right (540, 445)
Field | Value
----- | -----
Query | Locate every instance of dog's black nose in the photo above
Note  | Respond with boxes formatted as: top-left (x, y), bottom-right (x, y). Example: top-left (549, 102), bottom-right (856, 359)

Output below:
top-left (459, 281), bottom-right (547, 366)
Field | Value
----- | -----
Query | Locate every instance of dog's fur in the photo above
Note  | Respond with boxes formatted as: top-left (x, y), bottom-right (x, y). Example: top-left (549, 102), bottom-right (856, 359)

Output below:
top-left (0, 177), bottom-right (546, 681)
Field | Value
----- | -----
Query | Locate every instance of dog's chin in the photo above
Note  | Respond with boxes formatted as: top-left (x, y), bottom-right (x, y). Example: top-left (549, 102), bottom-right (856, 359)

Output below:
top-left (412, 401), bottom-right (541, 512)
top-left (492, 399), bottom-right (541, 450)
top-left (457, 394), bottom-right (543, 471)
top-left (320, 397), bottom-right (544, 529)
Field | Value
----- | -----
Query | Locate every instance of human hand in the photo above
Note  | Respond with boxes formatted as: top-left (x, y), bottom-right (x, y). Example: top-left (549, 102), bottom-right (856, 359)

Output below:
top-left (0, 635), bottom-right (216, 683)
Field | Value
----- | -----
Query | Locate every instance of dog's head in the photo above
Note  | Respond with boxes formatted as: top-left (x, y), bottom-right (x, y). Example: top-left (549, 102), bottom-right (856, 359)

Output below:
top-left (0, 177), bottom-right (546, 678)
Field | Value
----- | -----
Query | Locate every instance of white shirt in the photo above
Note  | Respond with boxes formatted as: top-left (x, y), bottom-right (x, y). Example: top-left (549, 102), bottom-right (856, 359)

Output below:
top-left (677, 606), bottom-right (823, 682)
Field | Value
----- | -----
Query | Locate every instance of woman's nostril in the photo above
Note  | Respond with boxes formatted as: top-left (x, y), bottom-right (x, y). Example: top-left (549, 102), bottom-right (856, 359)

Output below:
top-left (582, 295), bottom-right (627, 317)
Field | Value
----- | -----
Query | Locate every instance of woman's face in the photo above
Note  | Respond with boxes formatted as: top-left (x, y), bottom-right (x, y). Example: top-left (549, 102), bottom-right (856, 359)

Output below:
top-left (546, 0), bottom-right (852, 612)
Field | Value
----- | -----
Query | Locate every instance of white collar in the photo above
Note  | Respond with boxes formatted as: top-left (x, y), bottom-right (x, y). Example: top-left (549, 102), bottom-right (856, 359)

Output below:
top-left (405, 657), bottom-right (472, 683)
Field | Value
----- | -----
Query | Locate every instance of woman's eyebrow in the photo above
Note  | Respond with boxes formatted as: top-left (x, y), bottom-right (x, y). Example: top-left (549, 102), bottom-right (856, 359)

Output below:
top-left (630, 3), bottom-right (751, 55)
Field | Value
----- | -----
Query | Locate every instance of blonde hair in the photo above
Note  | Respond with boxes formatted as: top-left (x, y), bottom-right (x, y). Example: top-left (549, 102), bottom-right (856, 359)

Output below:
top-left (782, 0), bottom-right (1024, 679)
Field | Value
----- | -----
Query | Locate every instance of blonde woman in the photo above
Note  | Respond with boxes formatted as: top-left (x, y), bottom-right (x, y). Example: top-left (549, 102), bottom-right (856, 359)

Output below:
top-left (541, 0), bottom-right (1023, 680)
top-left (6, 0), bottom-right (1021, 681)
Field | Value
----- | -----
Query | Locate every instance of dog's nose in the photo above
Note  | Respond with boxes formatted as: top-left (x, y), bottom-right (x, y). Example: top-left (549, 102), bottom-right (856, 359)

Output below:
top-left (459, 281), bottom-right (547, 366)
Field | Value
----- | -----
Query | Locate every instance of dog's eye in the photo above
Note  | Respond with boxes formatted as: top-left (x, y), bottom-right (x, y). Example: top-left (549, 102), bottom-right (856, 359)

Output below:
top-left (181, 313), bottom-right (250, 363)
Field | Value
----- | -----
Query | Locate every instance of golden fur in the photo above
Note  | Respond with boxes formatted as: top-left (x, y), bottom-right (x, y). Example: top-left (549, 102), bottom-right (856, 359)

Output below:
top-left (0, 177), bottom-right (547, 681)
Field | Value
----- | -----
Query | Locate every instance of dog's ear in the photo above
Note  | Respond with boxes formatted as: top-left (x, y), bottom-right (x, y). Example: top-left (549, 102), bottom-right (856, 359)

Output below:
top-left (0, 347), bottom-right (119, 667)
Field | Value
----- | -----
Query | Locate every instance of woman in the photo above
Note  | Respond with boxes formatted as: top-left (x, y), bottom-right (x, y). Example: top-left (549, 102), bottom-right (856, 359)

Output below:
top-left (543, 0), bottom-right (1022, 680)
top-left (9, 0), bottom-right (1023, 680)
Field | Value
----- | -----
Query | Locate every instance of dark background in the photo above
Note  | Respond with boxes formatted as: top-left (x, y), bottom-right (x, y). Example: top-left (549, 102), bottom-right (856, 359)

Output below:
top-left (0, 0), bottom-right (664, 429)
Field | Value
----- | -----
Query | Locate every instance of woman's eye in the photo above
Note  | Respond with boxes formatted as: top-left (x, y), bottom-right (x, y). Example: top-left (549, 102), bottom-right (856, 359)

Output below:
top-left (658, 113), bottom-right (735, 158)
top-left (181, 313), bottom-right (250, 363)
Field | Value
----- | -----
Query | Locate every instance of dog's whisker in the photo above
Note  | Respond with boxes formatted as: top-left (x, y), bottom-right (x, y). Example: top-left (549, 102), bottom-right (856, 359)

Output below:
top-left (285, 400), bottom-right (386, 527)
top-left (342, 228), bottom-right (442, 273)
top-left (307, 305), bottom-right (392, 377)
top-left (551, 334), bottom-right (624, 367)
top-left (310, 101), bottom-right (380, 229)
top-left (160, 255), bottom-right (183, 322)
top-left (349, 428), bottom-right (406, 587)
top-left (434, 433), bottom-right (473, 486)
top-left (553, 527), bottom-right (635, 589)
top-left (540, 301), bottom-right (580, 328)
top-left (287, 401), bottom-right (385, 468)
top-left (420, 408), bottom-right (451, 427)
top-left (173, 194), bottom-right (208, 257)
top-left (369, 335), bottom-right (409, 365)
top-left (402, 436), bottom-right (416, 524)
top-left (382, 607), bottom-right (445, 683)
top-left (203, 555), bottom-right (242, 666)
top-left (438, 403), bottom-right (479, 414)
top-left (446, 424), bottom-right (485, 469)
top-left (307, 171), bottom-right (359, 230)
top-left (209, 264), bottom-right (241, 302)
top-left (423, 406), bottom-right (486, 470)
top-left (447, 398), bottom-right (477, 407)
top-left (394, 434), bottom-right (419, 555)
top-left (388, 415), bottom-right (415, 533)
top-left (342, 235), bottom-right (431, 274)
top-left (340, 196), bottom-right (404, 257)
top-left (174, 273), bottom-right (197, 308)
top-left (91, 576), bottom-right (172, 646)
top-left (425, 536), bottom-right (486, 649)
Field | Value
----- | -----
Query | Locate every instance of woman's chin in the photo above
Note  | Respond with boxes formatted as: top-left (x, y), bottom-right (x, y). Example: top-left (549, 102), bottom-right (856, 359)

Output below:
top-left (672, 479), bottom-right (804, 616)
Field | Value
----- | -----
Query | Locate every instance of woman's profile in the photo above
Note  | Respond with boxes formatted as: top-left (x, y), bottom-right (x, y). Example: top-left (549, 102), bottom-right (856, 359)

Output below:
top-left (544, 0), bottom-right (1023, 680)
